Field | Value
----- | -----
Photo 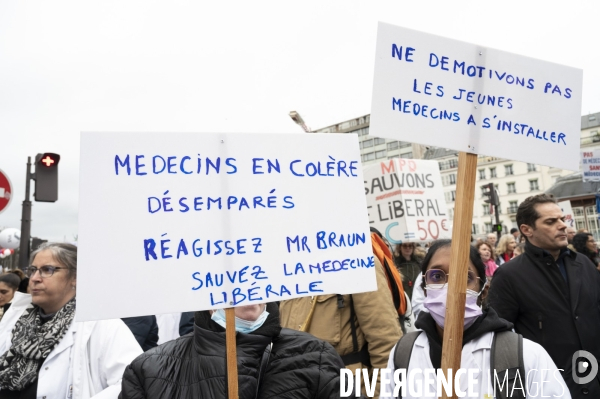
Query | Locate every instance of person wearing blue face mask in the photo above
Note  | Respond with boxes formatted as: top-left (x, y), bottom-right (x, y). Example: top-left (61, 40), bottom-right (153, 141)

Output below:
top-left (380, 240), bottom-right (569, 399)
top-left (120, 302), bottom-right (350, 399)
top-left (210, 304), bottom-right (270, 334)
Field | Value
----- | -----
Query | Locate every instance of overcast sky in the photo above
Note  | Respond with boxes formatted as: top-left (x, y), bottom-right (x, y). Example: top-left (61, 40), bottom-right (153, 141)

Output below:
top-left (0, 0), bottom-right (598, 242)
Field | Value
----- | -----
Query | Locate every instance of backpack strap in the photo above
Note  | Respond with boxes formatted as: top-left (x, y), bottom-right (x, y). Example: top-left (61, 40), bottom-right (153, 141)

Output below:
top-left (338, 294), bottom-right (372, 368)
top-left (392, 331), bottom-right (421, 399)
top-left (490, 331), bottom-right (526, 399)
top-left (393, 331), bottom-right (421, 370)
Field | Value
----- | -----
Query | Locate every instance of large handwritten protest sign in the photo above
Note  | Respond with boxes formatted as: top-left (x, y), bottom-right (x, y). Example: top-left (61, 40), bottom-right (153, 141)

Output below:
top-left (364, 158), bottom-right (450, 244)
top-left (77, 132), bottom-right (376, 321)
top-left (371, 23), bottom-right (583, 171)
top-left (582, 150), bottom-right (600, 182)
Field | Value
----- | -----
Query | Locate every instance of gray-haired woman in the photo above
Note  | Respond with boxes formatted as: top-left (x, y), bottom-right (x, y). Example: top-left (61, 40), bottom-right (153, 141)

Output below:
top-left (0, 243), bottom-right (142, 398)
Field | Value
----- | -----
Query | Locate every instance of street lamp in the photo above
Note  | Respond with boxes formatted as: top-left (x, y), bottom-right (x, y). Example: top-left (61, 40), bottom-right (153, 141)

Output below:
top-left (289, 111), bottom-right (312, 133)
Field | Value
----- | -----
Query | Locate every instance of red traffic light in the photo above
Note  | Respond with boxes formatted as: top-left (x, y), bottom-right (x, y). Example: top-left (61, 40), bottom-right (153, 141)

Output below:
top-left (34, 153), bottom-right (60, 202)
top-left (36, 153), bottom-right (60, 167)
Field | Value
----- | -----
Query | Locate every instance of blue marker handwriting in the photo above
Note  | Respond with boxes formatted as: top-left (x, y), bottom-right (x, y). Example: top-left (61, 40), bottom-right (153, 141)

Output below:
top-left (392, 97), bottom-right (460, 122)
top-left (203, 280), bottom-right (325, 307)
top-left (289, 157), bottom-right (358, 177)
top-left (427, 52), bottom-right (536, 92)
top-left (390, 44), bottom-right (575, 100)
top-left (114, 154), bottom-right (360, 177)
top-left (283, 255), bottom-right (375, 275)
top-left (147, 189), bottom-right (295, 214)
top-left (143, 235), bottom-right (263, 261)
top-left (412, 79), bottom-right (513, 109)
top-left (192, 265), bottom-right (269, 291)
top-left (190, 263), bottom-right (326, 306)
top-left (286, 231), bottom-right (367, 253)
top-left (477, 116), bottom-right (567, 145)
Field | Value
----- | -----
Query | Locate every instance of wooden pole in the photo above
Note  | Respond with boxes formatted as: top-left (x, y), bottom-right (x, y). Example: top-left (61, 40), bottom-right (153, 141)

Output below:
top-left (440, 152), bottom-right (478, 399)
top-left (226, 307), bottom-right (239, 399)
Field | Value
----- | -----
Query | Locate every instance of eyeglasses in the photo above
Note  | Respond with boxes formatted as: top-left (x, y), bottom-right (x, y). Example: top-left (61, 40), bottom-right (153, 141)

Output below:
top-left (424, 269), bottom-right (486, 293)
top-left (27, 265), bottom-right (67, 278)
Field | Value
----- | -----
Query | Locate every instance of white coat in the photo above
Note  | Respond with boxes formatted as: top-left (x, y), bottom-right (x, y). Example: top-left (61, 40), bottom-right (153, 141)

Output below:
top-left (0, 292), bottom-right (143, 399)
top-left (155, 312), bottom-right (181, 345)
top-left (379, 331), bottom-right (570, 399)
top-left (410, 274), bottom-right (427, 322)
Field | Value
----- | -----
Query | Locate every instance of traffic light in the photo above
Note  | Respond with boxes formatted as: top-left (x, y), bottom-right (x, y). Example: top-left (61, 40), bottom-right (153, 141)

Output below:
top-left (483, 183), bottom-right (499, 206)
top-left (492, 224), bottom-right (503, 233)
top-left (34, 153), bottom-right (60, 202)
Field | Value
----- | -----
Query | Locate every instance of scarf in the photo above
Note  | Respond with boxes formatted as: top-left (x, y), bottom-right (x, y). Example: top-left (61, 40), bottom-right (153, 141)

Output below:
top-left (0, 297), bottom-right (76, 391)
top-left (414, 307), bottom-right (513, 369)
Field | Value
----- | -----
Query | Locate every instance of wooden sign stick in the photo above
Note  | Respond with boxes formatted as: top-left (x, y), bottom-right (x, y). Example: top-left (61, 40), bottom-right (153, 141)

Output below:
top-left (226, 307), bottom-right (239, 399)
top-left (440, 152), bottom-right (478, 399)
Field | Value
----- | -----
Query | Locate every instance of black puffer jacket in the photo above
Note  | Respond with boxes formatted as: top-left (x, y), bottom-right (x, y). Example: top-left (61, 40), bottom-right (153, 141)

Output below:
top-left (119, 303), bottom-right (346, 399)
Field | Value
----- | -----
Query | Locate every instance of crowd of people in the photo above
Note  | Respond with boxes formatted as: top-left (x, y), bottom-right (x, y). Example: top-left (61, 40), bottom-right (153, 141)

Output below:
top-left (0, 193), bottom-right (599, 398)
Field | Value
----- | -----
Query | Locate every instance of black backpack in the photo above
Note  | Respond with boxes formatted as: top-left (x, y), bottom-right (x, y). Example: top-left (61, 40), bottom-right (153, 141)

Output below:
top-left (393, 331), bottom-right (526, 399)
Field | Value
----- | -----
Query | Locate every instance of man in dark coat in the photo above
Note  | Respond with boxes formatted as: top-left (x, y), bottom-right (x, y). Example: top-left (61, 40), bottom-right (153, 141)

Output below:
top-left (119, 302), bottom-right (348, 399)
top-left (489, 194), bottom-right (600, 398)
top-left (122, 315), bottom-right (159, 351)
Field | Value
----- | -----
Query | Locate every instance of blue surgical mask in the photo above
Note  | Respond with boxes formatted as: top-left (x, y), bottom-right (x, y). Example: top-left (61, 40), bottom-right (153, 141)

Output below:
top-left (211, 308), bottom-right (269, 334)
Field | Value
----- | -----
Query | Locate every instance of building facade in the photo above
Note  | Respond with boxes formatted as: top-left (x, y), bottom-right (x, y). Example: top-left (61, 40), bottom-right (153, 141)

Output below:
top-left (544, 111), bottom-right (600, 239)
top-left (425, 149), bottom-right (565, 235)
top-left (313, 111), bottom-right (600, 238)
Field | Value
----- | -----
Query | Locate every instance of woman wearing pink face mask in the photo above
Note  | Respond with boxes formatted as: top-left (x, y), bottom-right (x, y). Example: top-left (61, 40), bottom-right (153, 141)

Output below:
top-left (380, 239), bottom-right (569, 398)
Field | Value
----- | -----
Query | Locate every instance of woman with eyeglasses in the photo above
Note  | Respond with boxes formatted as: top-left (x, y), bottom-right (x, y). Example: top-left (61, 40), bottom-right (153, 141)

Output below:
top-left (380, 239), bottom-right (569, 398)
top-left (0, 243), bottom-right (142, 398)
top-left (572, 232), bottom-right (600, 270)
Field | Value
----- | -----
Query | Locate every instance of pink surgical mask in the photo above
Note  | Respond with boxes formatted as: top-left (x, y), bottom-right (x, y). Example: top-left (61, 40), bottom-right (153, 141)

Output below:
top-left (423, 285), bottom-right (482, 329)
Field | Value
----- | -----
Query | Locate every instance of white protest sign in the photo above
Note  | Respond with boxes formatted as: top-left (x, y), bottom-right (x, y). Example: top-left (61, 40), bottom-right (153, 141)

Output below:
top-left (371, 23), bottom-right (583, 171)
top-left (364, 158), bottom-right (450, 243)
top-left (582, 150), bottom-right (600, 182)
top-left (558, 200), bottom-right (575, 229)
top-left (77, 132), bottom-right (376, 321)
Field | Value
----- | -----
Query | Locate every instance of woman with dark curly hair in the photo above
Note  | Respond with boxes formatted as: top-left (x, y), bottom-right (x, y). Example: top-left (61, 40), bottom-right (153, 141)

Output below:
top-left (572, 232), bottom-right (600, 270)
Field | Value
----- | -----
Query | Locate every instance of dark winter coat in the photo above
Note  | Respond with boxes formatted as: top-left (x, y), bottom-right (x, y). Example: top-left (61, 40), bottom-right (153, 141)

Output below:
top-left (393, 255), bottom-right (421, 300)
top-left (121, 316), bottom-right (159, 352)
top-left (488, 241), bottom-right (600, 399)
top-left (119, 303), bottom-right (346, 399)
top-left (178, 311), bottom-right (194, 336)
